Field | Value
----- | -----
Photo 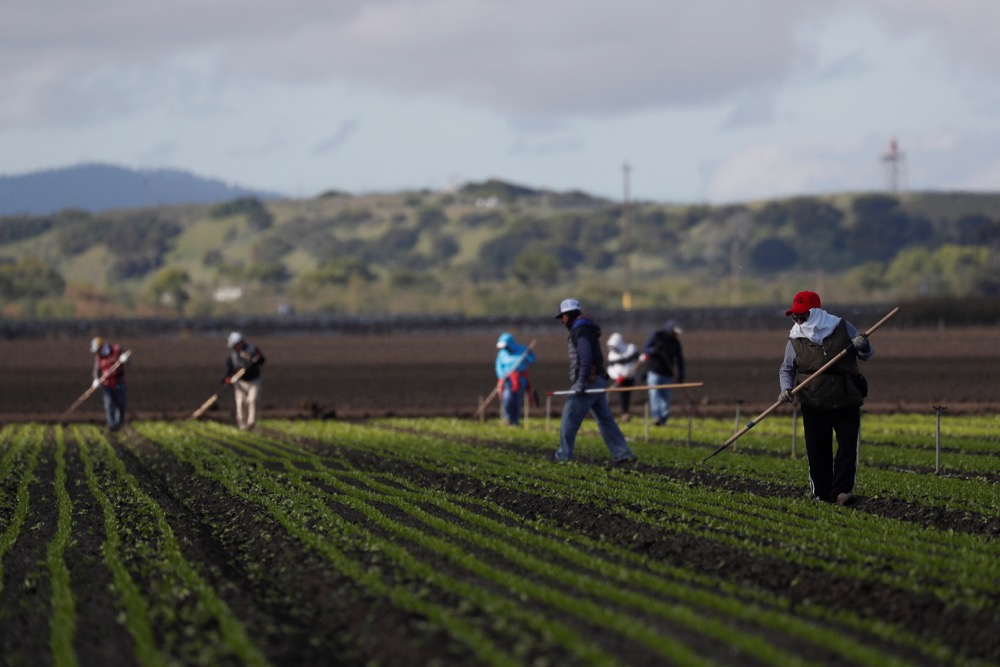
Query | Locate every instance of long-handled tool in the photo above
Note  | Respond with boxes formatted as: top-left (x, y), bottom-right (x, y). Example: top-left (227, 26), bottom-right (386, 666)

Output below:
top-left (59, 349), bottom-right (132, 422)
top-left (190, 367), bottom-right (246, 419)
top-left (474, 339), bottom-right (536, 419)
top-left (702, 306), bottom-right (899, 463)
top-left (547, 382), bottom-right (703, 396)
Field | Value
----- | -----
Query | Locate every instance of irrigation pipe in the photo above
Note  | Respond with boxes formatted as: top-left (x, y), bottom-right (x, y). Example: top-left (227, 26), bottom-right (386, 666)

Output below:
top-left (702, 306), bottom-right (899, 463)
top-left (59, 349), bottom-right (132, 422)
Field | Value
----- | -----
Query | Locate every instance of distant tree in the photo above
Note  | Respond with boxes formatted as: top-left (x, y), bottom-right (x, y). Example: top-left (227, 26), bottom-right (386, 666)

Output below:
top-left (0, 214), bottom-right (53, 245)
top-left (851, 194), bottom-right (900, 219)
top-left (954, 214), bottom-right (993, 244)
top-left (55, 215), bottom-right (109, 255)
top-left (0, 257), bottom-right (65, 299)
top-left (478, 235), bottom-right (525, 279)
top-left (512, 252), bottom-right (561, 285)
top-left (550, 243), bottom-right (585, 270)
top-left (210, 197), bottom-right (273, 231)
top-left (846, 196), bottom-right (932, 263)
top-left (252, 236), bottom-right (294, 264)
top-left (377, 227), bottom-right (420, 259)
top-left (245, 262), bottom-right (291, 287)
top-left (110, 255), bottom-right (164, 280)
top-left (431, 234), bottom-right (460, 261)
top-left (299, 259), bottom-right (376, 288)
top-left (459, 210), bottom-right (505, 227)
top-left (753, 201), bottom-right (790, 230)
top-left (149, 267), bottom-right (190, 317)
top-left (460, 179), bottom-right (538, 202)
top-left (749, 238), bottom-right (798, 271)
top-left (585, 247), bottom-right (615, 270)
top-left (334, 207), bottom-right (374, 225)
top-left (577, 209), bottom-right (621, 245)
top-left (978, 220), bottom-right (1000, 246)
top-left (414, 205), bottom-right (448, 230)
top-left (316, 189), bottom-right (350, 199)
top-left (202, 249), bottom-right (223, 267)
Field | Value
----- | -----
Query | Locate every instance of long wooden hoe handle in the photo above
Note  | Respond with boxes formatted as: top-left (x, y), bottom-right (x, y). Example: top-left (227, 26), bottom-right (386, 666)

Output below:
top-left (58, 349), bottom-right (132, 422)
top-left (190, 366), bottom-right (247, 419)
top-left (474, 339), bottom-right (536, 419)
top-left (548, 382), bottom-right (704, 396)
top-left (702, 306), bottom-right (899, 463)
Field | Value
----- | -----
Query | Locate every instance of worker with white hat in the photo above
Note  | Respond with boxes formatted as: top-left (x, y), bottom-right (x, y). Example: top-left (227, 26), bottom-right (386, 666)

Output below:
top-left (552, 299), bottom-right (638, 466)
top-left (222, 331), bottom-right (266, 430)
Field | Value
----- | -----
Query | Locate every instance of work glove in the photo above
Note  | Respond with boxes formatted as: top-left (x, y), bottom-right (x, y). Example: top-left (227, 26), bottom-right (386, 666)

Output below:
top-left (614, 376), bottom-right (624, 386)
top-left (571, 384), bottom-right (586, 397)
top-left (779, 389), bottom-right (793, 403)
top-left (120, 351), bottom-right (130, 363)
top-left (91, 379), bottom-right (100, 390)
top-left (222, 376), bottom-right (232, 385)
top-left (851, 333), bottom-right (870, 353)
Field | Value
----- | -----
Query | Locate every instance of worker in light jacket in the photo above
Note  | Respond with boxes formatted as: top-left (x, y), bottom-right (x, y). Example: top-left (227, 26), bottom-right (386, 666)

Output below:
top-left (607, 332), bottom-right (640, 422)
top-left (223, 331), bottom-right (266, 431)
top-left (495, 332), bottom-right (536, 426)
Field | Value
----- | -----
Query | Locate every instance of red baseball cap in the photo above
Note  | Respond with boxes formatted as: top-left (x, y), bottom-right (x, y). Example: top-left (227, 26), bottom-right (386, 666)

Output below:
top-left (785, 291), bottom-right (822, 316)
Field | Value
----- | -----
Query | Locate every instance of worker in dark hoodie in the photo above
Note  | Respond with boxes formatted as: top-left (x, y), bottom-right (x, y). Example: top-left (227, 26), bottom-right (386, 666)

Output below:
top-left (552, 299), bottom-right (638, 466)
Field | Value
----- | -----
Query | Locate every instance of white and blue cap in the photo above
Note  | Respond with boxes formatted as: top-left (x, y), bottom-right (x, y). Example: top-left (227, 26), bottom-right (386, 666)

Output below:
top-left (554, 298), bottom-right (581, 318)
top-left (227, 331), bottom-right (244, 348)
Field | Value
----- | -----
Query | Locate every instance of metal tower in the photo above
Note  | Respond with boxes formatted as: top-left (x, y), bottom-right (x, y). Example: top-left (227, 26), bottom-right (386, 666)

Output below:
top-left (881, 137), bottom-right (905, 192)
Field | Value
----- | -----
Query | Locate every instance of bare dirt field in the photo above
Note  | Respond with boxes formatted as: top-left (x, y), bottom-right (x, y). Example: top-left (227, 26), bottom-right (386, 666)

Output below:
top-left (2, 324), bottom-right (998, 424)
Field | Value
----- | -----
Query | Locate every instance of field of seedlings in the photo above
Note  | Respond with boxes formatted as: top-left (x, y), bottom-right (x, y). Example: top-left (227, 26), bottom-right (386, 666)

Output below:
top-left (0, 413), bottom-right (996, 666)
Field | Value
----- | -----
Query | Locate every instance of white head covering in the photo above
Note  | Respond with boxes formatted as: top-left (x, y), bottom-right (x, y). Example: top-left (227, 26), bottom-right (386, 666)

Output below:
top-left (790, 308), bottom-right (841, 344)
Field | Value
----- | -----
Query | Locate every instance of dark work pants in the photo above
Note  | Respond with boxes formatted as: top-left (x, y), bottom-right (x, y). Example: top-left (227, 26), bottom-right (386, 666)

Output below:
top-left (800, 404), bottom-right (860, 502)
top-left (101, 384), bottom-right (126, 430)
top-left (617, 377), bottom-right (636, 414)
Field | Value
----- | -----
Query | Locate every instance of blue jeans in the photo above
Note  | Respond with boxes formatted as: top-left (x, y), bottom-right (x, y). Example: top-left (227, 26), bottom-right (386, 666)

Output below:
top-left (102, 384), bottom-right (126, 430)
top-left (646, 371), bottom-right (674, 424)
top-left (501, 384), bottom-right (525, 425)
top-left (556, 378), bottom-right (636, 462)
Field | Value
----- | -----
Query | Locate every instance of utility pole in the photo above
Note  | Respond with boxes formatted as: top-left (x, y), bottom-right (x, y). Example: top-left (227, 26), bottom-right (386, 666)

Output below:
top-left (621, 161), bottom-right (633, 312)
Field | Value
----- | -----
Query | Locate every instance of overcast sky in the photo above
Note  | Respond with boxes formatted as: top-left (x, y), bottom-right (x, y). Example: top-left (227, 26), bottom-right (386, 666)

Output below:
top-left (2, 1), bottom-right (999, 203)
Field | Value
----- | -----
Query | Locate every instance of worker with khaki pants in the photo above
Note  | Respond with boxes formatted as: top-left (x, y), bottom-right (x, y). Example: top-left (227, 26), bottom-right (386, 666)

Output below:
top-left (223, 331), bottom-right (266, 430)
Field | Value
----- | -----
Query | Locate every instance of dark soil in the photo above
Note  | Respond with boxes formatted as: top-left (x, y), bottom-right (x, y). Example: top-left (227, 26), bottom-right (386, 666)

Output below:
top-left (1, 326), bottom-right (998, 424)
top-left (0, 326), bottom-right (997, 665)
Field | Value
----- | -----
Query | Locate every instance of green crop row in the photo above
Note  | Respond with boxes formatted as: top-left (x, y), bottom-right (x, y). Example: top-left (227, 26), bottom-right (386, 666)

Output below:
top-left (0, 425), bottom-right (43, 598)
top-left (1, 418), bottom-right (995, 666)
top-left (393, 415), bottom-right (999, 513)
top-left (73, 425), bottom-right (269, 667)
top-left (264, 418), bottom-right (992, 665)
top-left (138, 419), bottom-right (930, 666)
top-left (276, 418), bottom-right (997, 610)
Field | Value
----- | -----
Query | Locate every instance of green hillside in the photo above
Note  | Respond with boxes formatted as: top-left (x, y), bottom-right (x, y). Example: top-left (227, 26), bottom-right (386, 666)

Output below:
top-left (1, 182), bottom-right (999, 319)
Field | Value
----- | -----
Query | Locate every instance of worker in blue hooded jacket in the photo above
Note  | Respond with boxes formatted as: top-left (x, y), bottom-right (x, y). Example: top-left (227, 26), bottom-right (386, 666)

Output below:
top-left (495, 332), bottom-right (536, 426)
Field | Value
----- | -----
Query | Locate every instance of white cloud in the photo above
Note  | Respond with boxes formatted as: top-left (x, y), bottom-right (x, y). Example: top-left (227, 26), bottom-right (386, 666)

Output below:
top-left (706, 137), bottom-right (878, 203)
top-left (1, 1), bottom-right (1000, 201)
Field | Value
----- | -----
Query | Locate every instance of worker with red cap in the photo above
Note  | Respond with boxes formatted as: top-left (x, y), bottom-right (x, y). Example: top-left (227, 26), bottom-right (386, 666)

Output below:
top-left (779, 291), bottom-right (874, 506)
